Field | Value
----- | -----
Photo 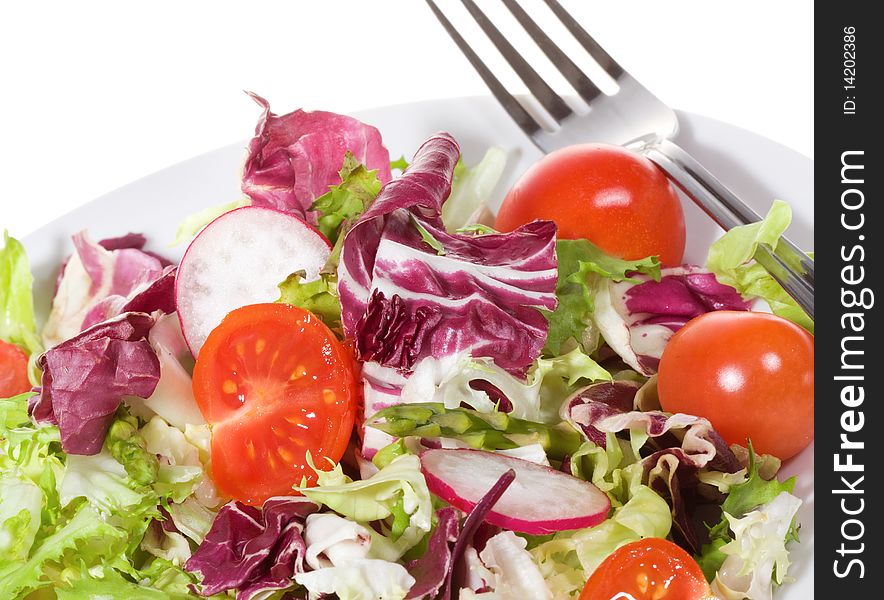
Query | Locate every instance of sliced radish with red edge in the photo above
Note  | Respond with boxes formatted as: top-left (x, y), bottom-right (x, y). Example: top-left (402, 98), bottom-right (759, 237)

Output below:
top-left (421, 448), bottom-right (610, 535)
top-left (175, 206), bottom-right (330, 356)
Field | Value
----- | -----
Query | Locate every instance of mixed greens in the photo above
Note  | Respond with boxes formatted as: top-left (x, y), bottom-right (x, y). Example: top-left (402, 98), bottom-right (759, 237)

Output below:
top-left (1, 96), bottom-right (812, 600)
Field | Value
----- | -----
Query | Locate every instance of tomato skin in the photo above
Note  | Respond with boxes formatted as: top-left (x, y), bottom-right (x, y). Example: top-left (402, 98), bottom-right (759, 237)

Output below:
top-left (0, 340), bottom-right (31, 397)
top-left (193, 303), bottom-right (358, 505)
top-left (580, 538), bottom-right (713, 600)
top-left (495, 144), bottom-right (685, 266)
top-left (657, 311), bottom-right (814, 460)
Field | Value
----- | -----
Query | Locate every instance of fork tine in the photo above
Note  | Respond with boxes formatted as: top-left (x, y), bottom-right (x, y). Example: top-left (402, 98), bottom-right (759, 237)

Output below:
top-left (459, 0), bottom-right (572, 122)
top-left (499, 0), bottom-right (602, 102)
top-left (543, 0), bottom-right (624, 79)
top-left (425, 0), bottom-right (543, 136)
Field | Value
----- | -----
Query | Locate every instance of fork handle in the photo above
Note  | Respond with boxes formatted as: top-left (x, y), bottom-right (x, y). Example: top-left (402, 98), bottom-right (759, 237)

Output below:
top-left (639, 138), bottom-right (814, 320)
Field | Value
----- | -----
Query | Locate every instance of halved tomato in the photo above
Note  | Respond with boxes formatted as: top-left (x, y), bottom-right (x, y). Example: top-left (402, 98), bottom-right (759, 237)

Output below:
top-left (193, 303), bottom-right (358, 505)
top-left (580, 538), bottom-right (714, 600)
top-left (0, 339), bottom-right (31, 397)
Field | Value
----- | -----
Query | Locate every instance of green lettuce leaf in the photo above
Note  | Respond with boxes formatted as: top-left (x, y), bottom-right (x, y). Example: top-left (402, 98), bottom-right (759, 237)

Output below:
top-left (544, 239), bottom-right (660, 355)
top-left (1, 392), bottom-right (32, 430)
top-left (712, 492), bottom-right (803, 599)
top-left (277, 270), bottom-right (342, 334)
top-left (697, 442), bottom-right (797, 583)
top-left (139, 416), bottom-right (208, 505)
top-left (170, 198), bottom-right (251, 246)
top-left (0, 231), bottom-right (42, 356)
top-left (276, 152), bottom-right (383, 335)
top-left (707, 200), bottom-right (813, 333)
top-left (310, 150), bottom-right (383, 244)
top-left (0, 503), bottom-right (131, 598)
top-left (390, 156), bottom-right (409, 172)
top-left (389, 346), bottom-right (608, 434)
top-left (441, 147), bottom-right (507, 231)
top-left (294, 454), bottom-right (432, 561)
top-left (55, 564), bottom-right (194, 600)
top-left (531, 479), bottom-right (671, 597)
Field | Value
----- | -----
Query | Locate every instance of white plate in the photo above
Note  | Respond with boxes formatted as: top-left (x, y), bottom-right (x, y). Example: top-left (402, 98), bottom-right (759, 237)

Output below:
top-left (22, 95), bottom-right (813, 598)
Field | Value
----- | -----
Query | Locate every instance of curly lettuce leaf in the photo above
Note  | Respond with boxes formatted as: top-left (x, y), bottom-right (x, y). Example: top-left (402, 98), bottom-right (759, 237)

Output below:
top-left (277, 270), bottom-right (342, 334)
top-left (1, 402), bottom-right (204, 597)
top-left (0, 231), bottom-right (41, 356)
top-left (544, 239), bottom-right (660, 355)
top-left (530, 479), bottom-right (671, 597)
top-left (295, 454), bottom-right (432, 561)
top-left (707, 200), bottom-right (813, 333)
top-left (0, 503), bottom-right (128, 598)
top-left (697, 442), bottom-right (798, 585)
top-left (55, 564), bottom-right (194, 600)
top-left (712, 492), bottom-right (803, 600)
top-left (310, 150), bottom-right (383, 244)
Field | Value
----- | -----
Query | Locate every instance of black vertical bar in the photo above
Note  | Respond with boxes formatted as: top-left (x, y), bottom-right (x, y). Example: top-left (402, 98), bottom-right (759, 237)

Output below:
top-left (815, 1), bottom-right (880, 596)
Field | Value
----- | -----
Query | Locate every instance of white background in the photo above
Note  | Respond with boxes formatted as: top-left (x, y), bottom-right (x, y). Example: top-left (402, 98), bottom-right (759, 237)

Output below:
top-left (0, 0), bottom-right (813, 237)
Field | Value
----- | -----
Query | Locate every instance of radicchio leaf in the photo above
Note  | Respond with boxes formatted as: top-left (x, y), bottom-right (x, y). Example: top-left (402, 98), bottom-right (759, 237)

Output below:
top-left (242, 93), bottom-right (392, 222)
top-left (338, 133), bottom-right (557, 373)
top-left (559, 379), bottom-right (642, 447)
top-left (594, 266), bottom-right (750, 375)
top-left (81, 266), bottom-right (177, 330)
top-left (405, 507), bottom-right (461, 599)
top-left (185, 497), bottom-right (318, 600)
top-left (562, 381), bottom-right (741, 554)
top-left (31, 312), bottom-right (160, 454)
top-left (564, 383), bottom-right (739, 472)
top-left (44, 231), bottom-right (171, 346)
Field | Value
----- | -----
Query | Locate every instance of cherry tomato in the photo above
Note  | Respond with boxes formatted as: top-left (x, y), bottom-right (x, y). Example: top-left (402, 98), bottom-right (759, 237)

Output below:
top-left (495, 143), bottom-right (685, 266)
top-left (0, 339), bottom-right (31, 397)
top-left (580, 538), bottom-right (714, 600)
top-left (657, 311), bottom-right (814, 460)
top-left (193, 303), bottom-right (358, 505)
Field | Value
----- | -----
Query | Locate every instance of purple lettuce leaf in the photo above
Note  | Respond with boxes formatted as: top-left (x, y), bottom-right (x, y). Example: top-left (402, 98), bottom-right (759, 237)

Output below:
top-left (594, 266), bottom-right (750, 375)
top-left (405, 507), bottom-right (461, 600)
top-left (562, 381), bottom-right (741, 554)
top-left (241, 93), bottom-right (392, 223)
top-left (44, 231), bottom-right (171, 346)
top-left (81, 265), bottom-right (177, 330)
top-left (186, 497), bottom-right (318, 600)
top-left (563, 383), bottom-right (739, 472)
top-left (559, 380), bottom-right (642, 447)
top-left (645, 449), bottom-right (703, 552)
top-left (338, 133), bottom-right (558, 374)
top-left (31, 312), bottom-right (160, 454)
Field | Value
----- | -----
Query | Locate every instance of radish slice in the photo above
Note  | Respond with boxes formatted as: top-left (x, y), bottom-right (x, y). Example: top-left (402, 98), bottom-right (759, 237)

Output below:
top-left (175, 206), bottom-right (330, 356)
top-left (421, 448), bottom-right (610, 535)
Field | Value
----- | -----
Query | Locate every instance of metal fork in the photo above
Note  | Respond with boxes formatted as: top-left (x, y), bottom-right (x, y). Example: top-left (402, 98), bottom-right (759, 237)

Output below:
top-left (426, 0), bottom-right (814, 319)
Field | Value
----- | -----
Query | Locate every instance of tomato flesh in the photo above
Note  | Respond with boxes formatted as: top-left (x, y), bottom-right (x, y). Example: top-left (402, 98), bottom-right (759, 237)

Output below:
top-left (0, 339), bottom-right (31, 397)
top-left (193, 303), bottom-right (357, 505)
top-left (580, 538), bottom-right (713, 600)
top-left (657, 311), bottom-right (814, 460)
top-left (495, 143), bottom-right (686, 266)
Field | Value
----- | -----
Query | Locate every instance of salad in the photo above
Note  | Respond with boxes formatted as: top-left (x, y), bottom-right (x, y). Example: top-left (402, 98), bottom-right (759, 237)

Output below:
top-left (0, 94), bottom-right (814, 600)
